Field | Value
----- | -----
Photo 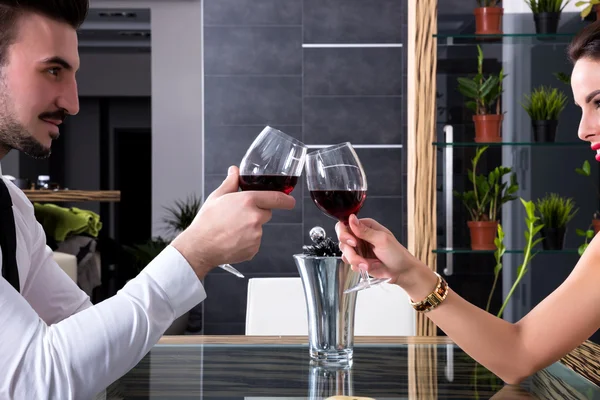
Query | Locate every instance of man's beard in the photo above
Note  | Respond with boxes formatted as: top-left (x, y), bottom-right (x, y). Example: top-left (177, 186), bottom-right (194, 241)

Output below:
top-left (0, 118), bottom-right (51, 159)
top-left (0, 81), bottom-right (51, 159)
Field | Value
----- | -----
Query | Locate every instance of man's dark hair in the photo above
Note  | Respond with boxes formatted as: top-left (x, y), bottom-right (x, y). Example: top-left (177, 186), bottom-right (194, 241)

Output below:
top-left (0, 0), bottom-right (89, 65)
top-left (568, 20), bottom-right (600, 64)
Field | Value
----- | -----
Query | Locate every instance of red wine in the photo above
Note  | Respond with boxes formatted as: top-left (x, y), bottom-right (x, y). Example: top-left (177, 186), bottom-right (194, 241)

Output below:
top-left (239, 175), bottom-right (298, 195)
top-left (310, 190), bottom-right (367, 222)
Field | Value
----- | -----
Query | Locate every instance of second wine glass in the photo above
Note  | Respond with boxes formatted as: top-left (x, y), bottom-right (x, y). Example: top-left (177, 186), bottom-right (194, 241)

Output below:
top-left (305, 142), bottom-right (390, 293)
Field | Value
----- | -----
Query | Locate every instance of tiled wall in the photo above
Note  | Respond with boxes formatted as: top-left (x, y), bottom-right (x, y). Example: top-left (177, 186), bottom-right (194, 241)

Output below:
top-left (202, 0), bottom-right (406, 334)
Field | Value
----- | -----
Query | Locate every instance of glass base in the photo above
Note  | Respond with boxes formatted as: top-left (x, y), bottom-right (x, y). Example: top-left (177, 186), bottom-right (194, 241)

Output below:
top-left (310, 348), bottom-right (353, 366)
top-left (343, 277), bottom-right (392, 294)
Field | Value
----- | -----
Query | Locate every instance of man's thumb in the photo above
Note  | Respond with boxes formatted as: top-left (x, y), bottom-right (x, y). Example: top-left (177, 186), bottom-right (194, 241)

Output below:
top-left (209, 166), bottom-right (239, 199)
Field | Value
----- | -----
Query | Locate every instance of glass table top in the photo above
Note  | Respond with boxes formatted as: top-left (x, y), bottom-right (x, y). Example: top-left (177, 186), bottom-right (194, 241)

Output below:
top-left (108, 342), bottom-right (600, 399)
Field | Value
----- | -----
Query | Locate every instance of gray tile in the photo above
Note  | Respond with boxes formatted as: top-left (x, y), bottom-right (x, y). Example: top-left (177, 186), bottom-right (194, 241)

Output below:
top-left (303, 0), bottom-right (403, 44)
top-left (204, 125), bottom-right (302, 174)
top-left (203, 173), bottom-right (303, 224)
top-left (204, 174), bottom-right (229, 200)
top-left (204, 0), bottom-right (302, 26)
top-left (303, 48), bottom-right (403, 96)
top-left (203, 273), bottom-right (247, 324)
top-left (303, 97), bottom-right (403, 144)
top-left (203, 271), bottom-right (300, 327)
top-left (357, 148), bottom-right (403, 196)
top-left (303, 197), bottom-right (403, 245)
top-left (204, 27), bottom-right (302, 75)
top-left (301, 148), bottom-right (403, 197)
top-left (205, 76), bottom-right (302, 125)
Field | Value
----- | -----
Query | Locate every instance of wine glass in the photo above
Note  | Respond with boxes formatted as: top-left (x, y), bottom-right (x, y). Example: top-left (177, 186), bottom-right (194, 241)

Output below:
top-left (239, 126), bottom-right (307, 193)
top-left (218, 126), bottom-right (308, 278)
top-left (305, 142), bottom-right (390, 293)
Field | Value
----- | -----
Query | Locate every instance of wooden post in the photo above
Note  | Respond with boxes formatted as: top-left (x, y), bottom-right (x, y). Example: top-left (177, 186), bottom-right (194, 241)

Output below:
top-left (407, 0), bottom-right (438, 337)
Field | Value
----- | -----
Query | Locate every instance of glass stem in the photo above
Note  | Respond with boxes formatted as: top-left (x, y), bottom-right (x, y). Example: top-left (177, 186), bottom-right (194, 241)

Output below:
top-left (360, 268), bottom-right (371, 287)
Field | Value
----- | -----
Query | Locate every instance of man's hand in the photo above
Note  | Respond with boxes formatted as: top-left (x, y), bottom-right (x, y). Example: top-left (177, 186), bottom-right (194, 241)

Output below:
top-left (171, 166), bottom-right (296, 279)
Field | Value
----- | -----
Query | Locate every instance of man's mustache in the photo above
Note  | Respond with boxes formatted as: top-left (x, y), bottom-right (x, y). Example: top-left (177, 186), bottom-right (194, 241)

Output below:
top-left (38, 110), bottom-right (66, 123)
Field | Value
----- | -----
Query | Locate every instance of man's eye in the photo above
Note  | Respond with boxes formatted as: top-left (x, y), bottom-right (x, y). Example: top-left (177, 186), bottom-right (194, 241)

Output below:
top-left (48, 67), bottom-right (61, 76)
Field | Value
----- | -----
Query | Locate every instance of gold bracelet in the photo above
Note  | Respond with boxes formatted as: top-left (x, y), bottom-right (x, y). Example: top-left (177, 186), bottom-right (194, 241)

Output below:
top-left (409, 272), bottom-right (449, 313)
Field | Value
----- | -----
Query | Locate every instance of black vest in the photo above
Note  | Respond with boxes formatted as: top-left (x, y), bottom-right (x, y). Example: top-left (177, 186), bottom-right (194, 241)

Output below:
top-left (0, 179), bottom-right (19, 292)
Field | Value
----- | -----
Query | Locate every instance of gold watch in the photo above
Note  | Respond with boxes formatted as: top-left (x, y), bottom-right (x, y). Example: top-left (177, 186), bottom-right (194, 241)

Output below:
top-left (409, 272), bottom-right (449, 313)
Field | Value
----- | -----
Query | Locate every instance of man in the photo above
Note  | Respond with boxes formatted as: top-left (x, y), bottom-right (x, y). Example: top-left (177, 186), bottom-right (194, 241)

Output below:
top-left (0, 1), bottom-right (295, 398)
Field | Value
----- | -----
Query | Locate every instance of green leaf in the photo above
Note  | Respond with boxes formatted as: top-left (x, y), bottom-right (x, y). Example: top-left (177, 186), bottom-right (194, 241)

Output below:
top-left (480, 76), bottom-right (499, 98)
top-left (533, 225), bottom-right (544, 236)
top-left (466, 101), bottom-right (478, 112)
top-left (587, 229), bottom-right (595, 238)
top-left (583, 160), bottom-right (591, 175)
top-left (581, 4), bottom-right (594, 18)
top-left (576, 228), bottom-right (586, 236)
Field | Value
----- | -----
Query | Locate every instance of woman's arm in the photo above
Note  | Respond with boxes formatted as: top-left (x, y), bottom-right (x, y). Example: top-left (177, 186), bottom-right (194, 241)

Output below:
top-left (337, 216), bottom-right (600, 384)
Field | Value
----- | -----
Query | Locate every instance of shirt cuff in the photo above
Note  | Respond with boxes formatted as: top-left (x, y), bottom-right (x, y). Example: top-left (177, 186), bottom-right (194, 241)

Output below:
top-left (141, 245), bottom-right (207, 318)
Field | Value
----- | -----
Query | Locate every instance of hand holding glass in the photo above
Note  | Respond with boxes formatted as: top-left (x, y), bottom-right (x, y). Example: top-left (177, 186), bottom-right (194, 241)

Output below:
top-left (305, 142), bottom-right (390, 293)
top-left (218, 126), bottom-right (307, 278)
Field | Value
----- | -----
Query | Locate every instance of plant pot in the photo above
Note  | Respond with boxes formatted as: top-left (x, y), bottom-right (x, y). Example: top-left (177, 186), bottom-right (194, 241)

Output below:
top-left (541, 227), bottom-right (566, 250)
top-left (468, 220), bottom-right (499, 251)
top-left (533, 12), bottom-right (561, 34)
top-left (473, 114), bottom-right (503, 143)
top-left (532, 120), bottom-right (558, 142)
top-left (593, 218), bottom-right (600, 234)
top-left (474, 7), bottom-right (504, 35)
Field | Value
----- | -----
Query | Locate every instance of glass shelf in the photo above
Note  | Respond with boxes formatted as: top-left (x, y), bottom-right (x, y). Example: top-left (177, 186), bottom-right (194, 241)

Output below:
top-left (432, 141), bottom-right (586, 147)
top-left (433, 248), bottom-right (579, 254)
top-left (434, 32), bottom-right (577, 46)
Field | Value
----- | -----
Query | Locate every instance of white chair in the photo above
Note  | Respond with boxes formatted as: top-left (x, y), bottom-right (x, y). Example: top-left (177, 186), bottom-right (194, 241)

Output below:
top-left (245, 277), bottom-right (416, 336)
top-left (52, 251), bottom-right (78, 283)
top-left (245, 277), bottom-right (308, 336)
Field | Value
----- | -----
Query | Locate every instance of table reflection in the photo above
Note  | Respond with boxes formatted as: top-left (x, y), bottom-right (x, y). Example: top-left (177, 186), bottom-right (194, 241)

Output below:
top-left (108, 340), bottom-right (599, 399)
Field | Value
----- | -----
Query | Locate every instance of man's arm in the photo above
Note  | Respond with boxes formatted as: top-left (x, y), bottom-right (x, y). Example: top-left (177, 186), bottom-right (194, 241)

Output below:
top-left (21, 216), bottom-right (93, 324)
top-left (0, 244), bottom-right (205, 399)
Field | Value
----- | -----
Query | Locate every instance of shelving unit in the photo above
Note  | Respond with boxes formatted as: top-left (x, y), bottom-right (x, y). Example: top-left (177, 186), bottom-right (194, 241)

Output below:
top-left (23, 190), bottom-right (121, 203)
top-left (430, 20), bottom-right (592, 323)
top-left (433, 248), bottom-right (579, 254)
top-left (434, 32), bottom-right (578, 46)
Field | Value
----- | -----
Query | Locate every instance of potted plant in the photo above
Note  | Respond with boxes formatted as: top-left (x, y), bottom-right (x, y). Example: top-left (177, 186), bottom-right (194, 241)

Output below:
top-left (475, 1), bottom-right (504, 35)
top-left (535, 193), bottom-right (578, 250)
top-left (524, 0), bottom-right (570, 34)
top-left (488, 199), bottom-right (543, 318)
top-left (124, 194), bottom-right (202, 334)
top-left (458, 45), bottom-right (506, 143)
top-left (577, 0), bottom-right (600, 20)
top-left (575, 160), bottom-right (600, 233)
top-left (521, 86), bottom-right (568, 142)
top-left (454, 146), bottom-right (519, 250)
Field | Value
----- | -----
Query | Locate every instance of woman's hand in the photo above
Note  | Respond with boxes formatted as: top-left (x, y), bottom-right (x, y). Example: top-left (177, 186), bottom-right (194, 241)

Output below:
top-left (335, 214), bottom-right (425, 288)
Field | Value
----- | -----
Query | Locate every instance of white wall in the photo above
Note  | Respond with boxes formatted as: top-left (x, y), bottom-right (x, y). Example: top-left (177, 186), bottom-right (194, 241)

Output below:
top-left (504, 1), bottom-right (582, 13)
top-left (91, 0), bottom-right (204, 236)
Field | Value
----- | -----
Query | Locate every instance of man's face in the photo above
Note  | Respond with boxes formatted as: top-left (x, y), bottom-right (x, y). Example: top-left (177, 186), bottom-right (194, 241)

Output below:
top-left (0, 12), bottom-right (80, 159)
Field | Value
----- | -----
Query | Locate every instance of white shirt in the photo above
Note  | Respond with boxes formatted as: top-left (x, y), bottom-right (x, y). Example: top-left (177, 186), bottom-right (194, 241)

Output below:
top-left (0, 177), bottom-right (207, 399)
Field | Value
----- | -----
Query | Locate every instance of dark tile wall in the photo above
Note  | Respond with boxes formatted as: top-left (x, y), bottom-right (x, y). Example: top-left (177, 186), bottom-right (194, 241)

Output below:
top-left (202, 0), bottom-right (406, 334)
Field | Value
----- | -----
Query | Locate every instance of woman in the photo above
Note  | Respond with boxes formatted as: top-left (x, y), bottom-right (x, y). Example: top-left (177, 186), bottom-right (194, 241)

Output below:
top-left (336, 22), bottom-right (600, 385)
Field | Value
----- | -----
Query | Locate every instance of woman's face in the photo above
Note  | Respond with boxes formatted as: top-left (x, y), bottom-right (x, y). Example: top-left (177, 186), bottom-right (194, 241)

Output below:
top-left (573, 57), bottom-right (600, 161)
